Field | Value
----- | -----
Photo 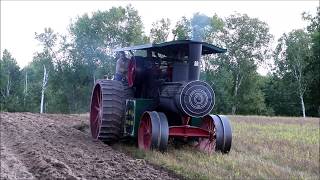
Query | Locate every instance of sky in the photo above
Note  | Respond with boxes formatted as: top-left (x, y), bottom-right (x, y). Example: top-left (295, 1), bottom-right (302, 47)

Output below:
top-left (1, 1), bottom-right (318, 74)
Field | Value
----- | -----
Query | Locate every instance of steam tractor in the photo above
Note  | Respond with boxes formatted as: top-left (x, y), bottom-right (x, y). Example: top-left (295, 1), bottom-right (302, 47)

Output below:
top-left (89, 40), bottom-right (232, 153)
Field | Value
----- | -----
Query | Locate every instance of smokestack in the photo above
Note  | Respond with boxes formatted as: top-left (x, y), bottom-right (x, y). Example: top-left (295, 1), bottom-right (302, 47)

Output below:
top-left (189, 13), bottom-right (210, 81)
top-left (188, 43), bottom-right (202, 81)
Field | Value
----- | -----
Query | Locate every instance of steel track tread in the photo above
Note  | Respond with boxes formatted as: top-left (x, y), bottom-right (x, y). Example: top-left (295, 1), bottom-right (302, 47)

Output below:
top-left (97, 80), bottom-right (126, 144)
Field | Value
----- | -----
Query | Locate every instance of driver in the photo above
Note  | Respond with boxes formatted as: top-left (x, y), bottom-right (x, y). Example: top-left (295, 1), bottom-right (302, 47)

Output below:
top-left (114, 51), bottom-right (129, 82)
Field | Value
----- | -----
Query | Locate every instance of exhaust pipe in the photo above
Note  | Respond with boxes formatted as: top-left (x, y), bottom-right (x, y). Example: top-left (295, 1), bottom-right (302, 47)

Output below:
top-left (188, 43), bottom-right (202, 81)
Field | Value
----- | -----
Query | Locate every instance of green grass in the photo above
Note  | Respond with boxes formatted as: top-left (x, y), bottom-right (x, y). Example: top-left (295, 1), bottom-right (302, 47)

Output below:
top-left (113, 116), bottom-right (320, 180)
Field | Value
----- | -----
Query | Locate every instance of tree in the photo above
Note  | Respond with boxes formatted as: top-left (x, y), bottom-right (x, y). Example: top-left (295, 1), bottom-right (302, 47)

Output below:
top-left (150, 18), bottom-right (171, 43)
top-left (203, 14), bottom-right (225, 45)
top-left (0, 50), bottom-right (23, 111)
top-left (303, 7), bottom-right (320, 116)
top-left (263, 73), bottom-right (300, 116)
top-left (23, 68), bottom-right (28, 106)
top-left (172, 16), bottom-right (192, 40)
top-left (35, 27), bottom-right (57, 56)
top-left (212, 13), bottom-right (273, 114)
top-left (263, 7), bottom-right (319, 117)
top-left (20, 28), bottom-right (58, 112)
top-left (58, 5), bottom-right (148, 112)
top-left (274, 30), bottom-right (312, 117)
top-left (40, 65), bottom-right (49, 113)
top-left (70, 5), bottom-right (147, 80)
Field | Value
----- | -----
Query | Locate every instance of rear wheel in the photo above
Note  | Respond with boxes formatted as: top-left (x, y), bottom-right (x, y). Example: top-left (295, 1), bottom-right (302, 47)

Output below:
top-left (90, 80), bottom-right (132, 144)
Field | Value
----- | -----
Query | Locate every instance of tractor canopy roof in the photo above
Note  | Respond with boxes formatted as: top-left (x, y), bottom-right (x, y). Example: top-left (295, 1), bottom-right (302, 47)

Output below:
top-left (114, 40), bottom-right (226, 57)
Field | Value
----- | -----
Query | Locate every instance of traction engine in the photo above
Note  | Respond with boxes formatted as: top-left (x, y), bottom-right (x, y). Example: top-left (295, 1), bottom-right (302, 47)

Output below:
top-left (90, 40), bottom-right (232, 153)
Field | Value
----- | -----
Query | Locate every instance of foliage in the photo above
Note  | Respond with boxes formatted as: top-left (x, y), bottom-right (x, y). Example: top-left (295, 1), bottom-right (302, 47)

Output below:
top-left (0, 50), bottom-right (23, 111)
top-left (273, 30), bottom-right (312, 117)
top-left (0, 5), bottom-right (319, 117)
top-left (172, 16), bottom-right (192, 40)
top-left (263, 74), bottom-right (300, 116)
top-left (150, 18), bottom-right (171, 43)
top-left (206, 13), bottom-right (273, 115)
top-left (70, 5), bottom-right (146, 80)
top-left (269, 7), bottom-right (319, 117)
top-left (303, 7), bottom-right (320, 116)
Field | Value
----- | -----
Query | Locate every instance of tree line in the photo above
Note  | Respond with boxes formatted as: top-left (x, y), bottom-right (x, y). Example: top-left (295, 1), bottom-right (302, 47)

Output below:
top-left (1, 5), bottom-right (319, 117)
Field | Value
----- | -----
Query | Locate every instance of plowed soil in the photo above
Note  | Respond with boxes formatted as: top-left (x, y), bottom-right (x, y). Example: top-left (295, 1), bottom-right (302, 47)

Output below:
top-left (0, 112), bottom-right (178, 180)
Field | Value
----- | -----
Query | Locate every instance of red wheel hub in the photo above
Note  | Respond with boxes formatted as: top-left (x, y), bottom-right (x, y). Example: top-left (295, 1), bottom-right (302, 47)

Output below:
top-left (197, 116), bottom-right (216, 153)
top-left (138, 114), bottom-right (152, 150)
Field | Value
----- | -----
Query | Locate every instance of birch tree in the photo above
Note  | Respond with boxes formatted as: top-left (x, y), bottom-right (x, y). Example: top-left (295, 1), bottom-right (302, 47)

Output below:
top-left (303, 7), bottom-right (320, 116)
top-left (40, 65), bottom-right (49, 113)
top-left (216, 13), bottom-right (273, 114)
top-left (274, 30), bottom-right (311, 118)
top-left (24, 70), bottom-right (28, 106)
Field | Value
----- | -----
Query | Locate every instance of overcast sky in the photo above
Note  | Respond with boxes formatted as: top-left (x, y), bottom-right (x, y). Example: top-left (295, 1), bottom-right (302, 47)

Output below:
top-left (1, 1), bottom-right (318, 74)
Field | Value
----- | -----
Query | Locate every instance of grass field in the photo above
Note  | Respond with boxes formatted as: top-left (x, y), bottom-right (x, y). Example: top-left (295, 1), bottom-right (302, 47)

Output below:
top-left (114, 116), bottom-right (320, 180)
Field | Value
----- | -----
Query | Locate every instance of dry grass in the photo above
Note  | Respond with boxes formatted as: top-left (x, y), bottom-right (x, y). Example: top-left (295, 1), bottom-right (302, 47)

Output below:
top-left (114, 116), bottom-right (320, 180)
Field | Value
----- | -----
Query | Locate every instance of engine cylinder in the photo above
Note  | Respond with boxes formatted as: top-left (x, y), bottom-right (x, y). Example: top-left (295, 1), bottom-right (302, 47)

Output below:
top-left (159, 80), bottom-right (215, 117)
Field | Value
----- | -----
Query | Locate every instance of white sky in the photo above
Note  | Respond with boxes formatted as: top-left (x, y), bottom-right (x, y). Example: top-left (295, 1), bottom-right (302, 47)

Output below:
top-left (1, 1), bottom-right (318, 75)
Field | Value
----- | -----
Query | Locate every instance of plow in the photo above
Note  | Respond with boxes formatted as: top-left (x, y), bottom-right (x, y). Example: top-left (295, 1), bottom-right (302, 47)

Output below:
top-left (90, 40), bottom-right (232, 153)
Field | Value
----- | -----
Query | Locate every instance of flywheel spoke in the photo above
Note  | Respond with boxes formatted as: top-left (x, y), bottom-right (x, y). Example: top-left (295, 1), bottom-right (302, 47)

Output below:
top-left (198, 117), bottom-right (216, 153)
top-left (94, 112), bottom-right (100, 123)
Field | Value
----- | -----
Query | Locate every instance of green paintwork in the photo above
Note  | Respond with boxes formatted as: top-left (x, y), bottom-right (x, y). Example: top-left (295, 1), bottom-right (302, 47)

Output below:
top-left (124, 99), bottom-right (155, 137)
top-left (123, 98), bottom-right (204, 137)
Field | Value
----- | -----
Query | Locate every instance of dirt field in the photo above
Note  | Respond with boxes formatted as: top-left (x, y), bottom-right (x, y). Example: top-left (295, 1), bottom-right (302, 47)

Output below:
top-left (0, 112), bottom-right (178, 180)
top-left (1, 113), bottom-right (319, 180)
